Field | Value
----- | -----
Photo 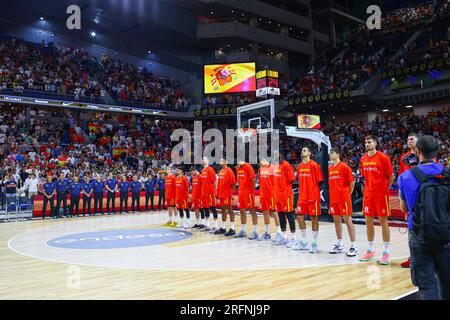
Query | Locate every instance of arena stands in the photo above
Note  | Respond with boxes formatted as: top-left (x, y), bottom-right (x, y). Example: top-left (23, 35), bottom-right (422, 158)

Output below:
top-left (99, 55), bottom-right (190, 110)
top-left (0, 38), bottom-right (191, 111)
top-left (287, 1), bottom-right (450, 99)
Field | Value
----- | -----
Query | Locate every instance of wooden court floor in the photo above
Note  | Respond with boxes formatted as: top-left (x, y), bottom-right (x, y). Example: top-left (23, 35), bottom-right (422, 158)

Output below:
top-left (0, 212), bottom-right (415, 300)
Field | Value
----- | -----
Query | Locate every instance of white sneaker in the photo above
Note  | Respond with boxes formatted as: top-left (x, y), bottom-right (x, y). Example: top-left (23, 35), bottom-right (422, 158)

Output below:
top-left (285, 237), bottom-right (297, 248)
top-left (291, 240), bottom-right (303, 250)
top-left (309, 242), bottom-right (318, 254)
top-left (292, 240), bottom-right (308, 250)
top-left (346, 245), bottom-right (359, 257)
top-left (329, 242), bottom-right (345, 254)
top-left (184, 222), bottom-right (190, 229)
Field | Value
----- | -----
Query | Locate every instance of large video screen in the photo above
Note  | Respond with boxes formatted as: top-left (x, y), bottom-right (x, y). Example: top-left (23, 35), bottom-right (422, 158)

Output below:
top-left (204, 62), bottom-right (256, 94)
top-left (297, 114), bottom-right (321, 129)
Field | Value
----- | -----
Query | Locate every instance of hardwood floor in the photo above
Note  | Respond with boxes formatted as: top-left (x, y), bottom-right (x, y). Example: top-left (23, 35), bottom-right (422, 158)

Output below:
top-left (0, 212), bottom-right (415, 300)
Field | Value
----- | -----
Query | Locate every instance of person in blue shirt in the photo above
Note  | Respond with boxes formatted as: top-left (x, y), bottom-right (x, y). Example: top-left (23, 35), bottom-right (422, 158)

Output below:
top-left (130, 175), bottom-right (141, 213)
top-left (82, 176), bottom-right (93, 216)
top-left (398, 135), bottom-right (450, 300)
top-left (92, 175), bottom-right (105, 216)
top-left (157, 172), bottom-right (166, 211)
top-left (41, 175), bottom-right (56, 220)
top-left (119, 175), bottom-right (130, 214)
top-left (145, 174), bottom-right (157, 211)
top-left (3, 172), bottom-right (17, 210)
top-left (106, 172), bottom-right (118, 215)
top-left (55, 173), bottom-right (69, 218)
top-left (69, 176), bottom-right (82, 217)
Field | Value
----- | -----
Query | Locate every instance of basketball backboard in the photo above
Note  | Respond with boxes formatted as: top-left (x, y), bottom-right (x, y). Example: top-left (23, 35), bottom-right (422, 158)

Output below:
top-left (237, 99), bottom-right (275, 138)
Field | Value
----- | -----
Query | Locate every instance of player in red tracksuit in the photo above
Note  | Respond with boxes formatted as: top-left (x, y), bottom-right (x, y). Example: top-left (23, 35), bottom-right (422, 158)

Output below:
top-left (200, 157), bottom-right (218, 232)
top-left (190, 168), bottom-right (204, 229)
top-left (273, 152), bottom-right (296, 246)
top-left (175, 168), bottom-right (190, 229)
top-left (328, 147), bottom-right (358, 257)
top-left (294, 147), bottom-right (324, 253)
top-left (258, 158), bottom-right (281, 241)
top-left (163, 168), bottom-right (178, 227)
top-left (359, 135), bottom-right (395, 266)
top-left (216, 158), bottom-right (237, 236)
top-left (235, 161), bottom-right (259, 239)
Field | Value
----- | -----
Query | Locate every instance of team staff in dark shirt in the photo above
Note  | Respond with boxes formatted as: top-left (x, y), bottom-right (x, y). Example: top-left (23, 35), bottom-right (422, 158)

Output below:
top-left (119, 175), bottom-right (130, 214)
top-left (93, 175), bottom-right (105, 216)
top-left (130, 176), bottom-right (141, 213)
top-left (41, 175), bottom-right (56, 219)
top-left (82, 176), bottom-right (93, 216)
top-left (69, 177), bottom-right (82, 217)
top-left (106, 173), bottom-right (118, 215)
top-left (145, 174), bottom-right (157, 211)
top-left (55, 173), bottom-right (69, 218)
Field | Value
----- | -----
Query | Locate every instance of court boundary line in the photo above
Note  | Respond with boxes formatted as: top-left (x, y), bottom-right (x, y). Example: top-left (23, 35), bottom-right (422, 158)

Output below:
top-left (7, 221), bottom-right (411, 272)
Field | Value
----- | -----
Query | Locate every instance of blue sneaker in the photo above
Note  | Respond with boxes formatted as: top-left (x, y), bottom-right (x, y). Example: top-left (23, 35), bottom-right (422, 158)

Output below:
top-left (257, 232), bottom-right (271, 241)
top-left (234, 230), bottom-right (247, 238)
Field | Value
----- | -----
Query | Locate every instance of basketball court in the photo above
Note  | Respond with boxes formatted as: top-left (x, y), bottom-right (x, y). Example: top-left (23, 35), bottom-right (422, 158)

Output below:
top-left (0, 211), bottom-right (415, 300)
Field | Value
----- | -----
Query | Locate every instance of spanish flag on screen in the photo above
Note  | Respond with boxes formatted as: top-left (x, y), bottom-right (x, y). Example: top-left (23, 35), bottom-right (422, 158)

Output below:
top-left (204, 63), bottom-right (256, 94)
top-left (297, 115), bottom-right (321, 129)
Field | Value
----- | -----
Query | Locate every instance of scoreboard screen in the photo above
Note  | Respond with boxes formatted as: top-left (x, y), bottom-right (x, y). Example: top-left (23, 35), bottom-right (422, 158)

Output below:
top-left (256, 69), bottom-right (280, 96)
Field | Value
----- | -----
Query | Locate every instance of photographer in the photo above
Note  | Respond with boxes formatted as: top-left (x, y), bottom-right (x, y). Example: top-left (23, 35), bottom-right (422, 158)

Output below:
top-left (399, 133), bottom-right (420, 269)
top-left (398, 135), bottom-right (450, 300)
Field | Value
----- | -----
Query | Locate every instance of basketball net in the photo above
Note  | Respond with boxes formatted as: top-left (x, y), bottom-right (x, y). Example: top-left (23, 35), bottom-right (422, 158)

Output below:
top-left (238, 128), bottom-right (257, 143)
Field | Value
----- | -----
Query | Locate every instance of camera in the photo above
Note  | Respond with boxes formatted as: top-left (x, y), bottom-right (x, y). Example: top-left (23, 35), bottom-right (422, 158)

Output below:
top-left (403, 153), bottom-right (419, 167)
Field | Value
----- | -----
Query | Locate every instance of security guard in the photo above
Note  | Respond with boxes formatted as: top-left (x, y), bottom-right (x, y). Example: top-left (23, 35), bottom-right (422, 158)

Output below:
top-left (130, 175), bottom-right (141, 213)
top-left (145, 174), bottom-right (157, 212)
top-left (68, 176), bottom-right (82, 217)
top-left (106, 172), bottom-right (118, 215)
top-left (82, 176), bottom-right (93, 216)
top-left (92, 175), bottom-right (105, 216)
top-left (55, 173), bottom-right (69, 218)
top-left (41, 175), bottom-right (56, 219)
top-left (119, 175), bottom-right (130, 214)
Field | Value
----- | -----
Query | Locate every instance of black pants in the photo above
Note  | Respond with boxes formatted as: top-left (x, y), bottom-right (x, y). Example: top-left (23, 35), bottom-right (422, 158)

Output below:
top-left (42, 196), bottom-right (55, 219)
top-left (93, 192), bottom-right (103, 215)
top-left (83, 195), bottom-right (91, 215)
top-left (119, 193), bottom-right (129, 213)
top-left (69, 195), bottom-right (80, 216)
top-left (409, 232), bottom-right (450, 300)
top-left (158, 190), bottom-right (165, 209)
top-left (106, 191), bottom-right (116, 213)
top-left (146, 191), bottom-right (154, 211)
top-left (56, 192), bottom-right (68, 217)
top-left (131, 192), bottom-right (140, 212)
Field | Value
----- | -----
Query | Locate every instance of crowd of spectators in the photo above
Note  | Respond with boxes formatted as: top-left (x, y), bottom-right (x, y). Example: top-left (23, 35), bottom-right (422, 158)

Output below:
top-left (286, 2), bottom-right (450, 99)
top-left (0, 107), bottom-right (189, 196)
top-left (283, 108), bottom-right (450, 176)
top-left (352, 2), bottom-right (440, 40)
top-left (202, 93), bottom-right (256, 107)
top-left (381, 30), bottom-right (449, 71)
top-left (99, 55), bottom-right (190, 110)
top-left (0, 38), bottom-right (191, 111)
top-left (0, 38), bottom-right (104, 102)
top-left (287, 41), bottom-right (393, 97)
